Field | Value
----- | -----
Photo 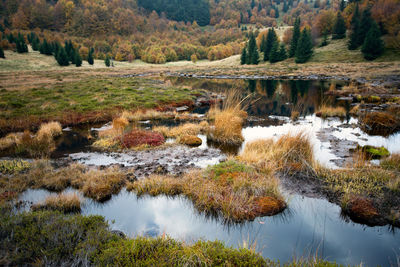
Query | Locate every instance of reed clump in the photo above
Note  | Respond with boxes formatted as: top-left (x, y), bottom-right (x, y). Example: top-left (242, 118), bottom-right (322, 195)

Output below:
top-left (128, 160), bottom-right (286, 222)
top-left (32, 193), bottom-right (81, 213)
top-left (239, 132), bottom-right (314, 174)
top-left (0, 122), bottom-right (62, 158)
top-left (207, 90), bottom-right (248, 146)
top-left (315, 105), bottom-right (346, 118)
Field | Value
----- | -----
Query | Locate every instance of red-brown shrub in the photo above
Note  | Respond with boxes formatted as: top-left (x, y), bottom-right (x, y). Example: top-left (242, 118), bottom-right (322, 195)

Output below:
top-left (120, 129), bottom-right (165, 148)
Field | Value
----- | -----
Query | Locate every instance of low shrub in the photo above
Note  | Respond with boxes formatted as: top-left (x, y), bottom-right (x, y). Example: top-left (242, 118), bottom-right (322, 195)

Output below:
top-left (0, 159), bottom-right (31, 174)
top-left (120, 129), bottom-right (165, 148)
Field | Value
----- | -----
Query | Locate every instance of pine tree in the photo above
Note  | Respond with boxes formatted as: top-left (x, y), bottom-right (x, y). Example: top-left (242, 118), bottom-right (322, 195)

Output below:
top-left (260, 35), bottom-right (266, 53)
top-left (56, 47), bottom-right (69, 66)
top-left (16, 34), bottom-right (28, 53)
top-left (40, 39), bottom-right (52, 55)
top-left (348, 4), bottom-right (361, 50)
top-left (289, 17), bottom-right (301, 57)
top-left (240, 47), bottom-right (247, 65)
top-left (361, 22), bottom-right (384, 60)
top-left (278, 43), bottom-right (287, 61)
top-left (31, 37), bottom-right (40, 51)
top-left (295, 28), bottom-right (313, 63)
top-left (320, 30), bottom-right (329, 47)
top-left (247, 33), bottom-right (259, 65)
top-left (0, 46), bottom-right (5, 59)
top-left (269, 41), bottom-right (280, 63)
top-left (332, 12), bottom-right (346, 39)
top-left (75, 49), bottom-right (82, 67)
top-left (88, 48), bottom-right (94, 65)
top-left (359, 8), bottom-right (373, 45)
top-left (264, 28), bottom-right (277, 61)
top-left (105, 55), bottom-right (111, 67)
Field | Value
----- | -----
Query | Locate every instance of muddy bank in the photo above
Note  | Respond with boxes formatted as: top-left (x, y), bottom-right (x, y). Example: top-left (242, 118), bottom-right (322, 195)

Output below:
top-left (67, 144), bottom-right (225, 178)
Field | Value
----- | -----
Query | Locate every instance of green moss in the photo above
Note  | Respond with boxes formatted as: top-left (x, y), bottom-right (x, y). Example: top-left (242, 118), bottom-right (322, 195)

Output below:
top-left (363, 145), bottom-right (390, 159)
top-left (0, 159), bottom-right (31, 174)
top-left (206, 160), bottom-right (254, 181)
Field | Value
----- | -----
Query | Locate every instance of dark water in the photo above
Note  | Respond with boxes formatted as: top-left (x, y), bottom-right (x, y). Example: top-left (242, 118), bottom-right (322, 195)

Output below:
top-left (19, 188), bottom-right (400, 266)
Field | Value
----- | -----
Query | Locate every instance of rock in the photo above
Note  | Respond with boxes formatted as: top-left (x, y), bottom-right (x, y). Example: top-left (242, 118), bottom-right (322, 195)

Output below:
top-left (176, 106), bottom-right (189, 112)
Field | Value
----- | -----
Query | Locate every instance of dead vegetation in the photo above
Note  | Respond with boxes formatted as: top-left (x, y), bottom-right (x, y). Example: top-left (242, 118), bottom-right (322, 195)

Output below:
top-left (32, 192), bottom-right (81, 213)
top-left (127, 159), bottom-right (286, 222)
top-left (316, 105), bottom-right (346, 118)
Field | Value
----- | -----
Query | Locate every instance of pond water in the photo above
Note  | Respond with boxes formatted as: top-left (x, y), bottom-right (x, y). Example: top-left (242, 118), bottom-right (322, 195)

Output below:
top-left (9, 78), bottom-right (400, 266)
top-left (19, 188), bottom-right (400, 266)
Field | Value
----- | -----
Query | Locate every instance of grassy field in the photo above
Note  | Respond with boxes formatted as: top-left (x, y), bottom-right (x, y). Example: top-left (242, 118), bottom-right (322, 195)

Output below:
top-left (0, 77), bottom-right (200, 133)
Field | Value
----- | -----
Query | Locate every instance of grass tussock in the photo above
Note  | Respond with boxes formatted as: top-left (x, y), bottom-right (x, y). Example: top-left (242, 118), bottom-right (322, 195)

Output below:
top-left (128, 160), bottom-right (285, 222)
top-left (0, 159), bottom-right (31, 174)
top-left (120, 129), bottom-right (165, 149)
top-left (32, 193), bottom-right (81, 213)
top-left (239, 132), bottom-right (314, 174)
top-left (0, 161), bottom-right (127, 202)
top-left (290, 111), bottom-right (300, 121)
top-left (177, 135), bottom-right (202, 146)
top-left (121, 109), bottom-right (204, 122)
top-left (0, 122), bottom-right (62, 158)
top-left (360, 111), bottom-right (400, 136)
top-left (315, 105), bottom-right (346, 118)
top-left (381, 153), bottom-right (400, 171)
top-left (207, 89), bottom-right (248, 146)
top-left (153, 121), bottom-right (209, 138)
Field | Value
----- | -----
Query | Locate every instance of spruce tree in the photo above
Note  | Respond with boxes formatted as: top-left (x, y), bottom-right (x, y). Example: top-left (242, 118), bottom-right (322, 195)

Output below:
top-left (289, 17), bottom-right (301, 57)
top-left (88, 48), bottom-right (94, 65)
top-left (56, 47), bottom-right (69, 66)
top-left (0, 46), bottom-right (5, 59)
top-left (278, 43), bottom-right (287, 61)
top-left (105, 55), bottom-right (111, 67)
top-left (260, 35), bottom-right (266, 53)
top-left (240, 47), bottom-right (247, 65)
top-left (264, 28), bottom-right (277, 61)
top-left (332, 12), bottom-right (346, 39)
top-left (348, 4), bottom-right (361, 50)
top-left (361, 22), bottom-right (384, 60)
top-left (359, 8), bottom-right (373, 45)
top-left (247, 33), bottom-right (259, 65)
top-left (295, 28), bottom-right (313, 63)
top-left (269, 41), bottom-right (280, 63)
top-left (16, 34), bottom-right (28, 53)
top-left (31, 37), bottom-right (40, 51)
top-left (75, 49), bottom-right (82, 67)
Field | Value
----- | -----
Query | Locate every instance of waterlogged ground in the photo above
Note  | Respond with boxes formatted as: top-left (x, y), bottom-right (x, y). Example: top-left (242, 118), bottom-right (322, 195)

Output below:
top-left (19, 188), bottom-right (400, 266)
top-left (7, 78), bottom-right (400, 266)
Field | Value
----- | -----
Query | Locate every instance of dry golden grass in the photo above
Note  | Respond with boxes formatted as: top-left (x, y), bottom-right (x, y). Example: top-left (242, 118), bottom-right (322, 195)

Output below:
top-left (177, 135), bottom-right (202, 146)
top-left (381, 153), bottom-right (400, 172)
top-left (128, 160), bottom-right (285, 222)
top-left (239, 132), bottom-right (314, 174)
top-left (207, 89), bottom-right (248, 145)
top-left (316, 105), bottom-right (346, 118)
top-left (36, 121), bottom-right (62, 141)
top-left (121, 109), bottom-right (172, 122)
top-left (153, 122), bottom-right (209, 138)
top-left (290, 111), bottom-right (300, 121)
top-left (32, 192), bottom-right (81, 213)
top-left (0, 133), bottom-right (22, 151)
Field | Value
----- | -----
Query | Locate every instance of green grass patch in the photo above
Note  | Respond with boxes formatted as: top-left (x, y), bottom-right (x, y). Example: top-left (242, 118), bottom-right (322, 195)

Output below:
top-left (0, 159), bottom-right (31, 174)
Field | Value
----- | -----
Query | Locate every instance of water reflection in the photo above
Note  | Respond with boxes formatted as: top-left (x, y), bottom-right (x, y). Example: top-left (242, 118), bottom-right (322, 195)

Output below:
top-left (19, 188), bottom-right (400, 266)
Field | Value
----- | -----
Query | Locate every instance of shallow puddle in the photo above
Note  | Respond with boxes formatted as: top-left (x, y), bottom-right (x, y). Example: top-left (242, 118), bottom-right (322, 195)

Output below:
top-left (19, 188), bottom-right (400, 266)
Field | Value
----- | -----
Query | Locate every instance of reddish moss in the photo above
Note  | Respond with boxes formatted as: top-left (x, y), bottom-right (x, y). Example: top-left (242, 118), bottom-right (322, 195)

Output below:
top-left (120, 129), bottom-right (165, 148)
top-left (254, 196), bottom-right (286, 216)
top-left (348, 197), bottom-right (379, 221)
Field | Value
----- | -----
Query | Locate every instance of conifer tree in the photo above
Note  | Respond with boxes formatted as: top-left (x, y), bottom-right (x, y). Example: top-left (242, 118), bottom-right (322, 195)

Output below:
top-left (31, 37), bottom-right (40, 51)
top-left (56, 47), bottom-right (69, 66)
top-left (359, 8), bottom-right (373, 45)
top-left (278, 43), bottom-right (287, 61)
top-left (88, 48), bottom-right (94, 65)
top-left (269, 41), bottom-right (280, 63)
top-left (260, 35), bottom-right (266, 53)
top-left (289, 17), bottom-right (301, 57)
top-left (348, 4), bottom-right (361, 50)
top-left (16, 34), bottom-right (28, 53)
top-left (75, 49), bottom-right (82, 67)
top-left (240, 47), bottom-right (247, 65)
top-left (264, 28), bottom-right (277, 61)
top-left (295, 28), bottom-right (313, 63)
top-left (0, 46), bottom-right (5, 59)
top-left (320, 30), bottom-right (329, 47)
top-left (332, 12), bottom-right (346, 39)
top-left (361, 22), bottom-right (384, 60)
top-left (247, 33), bottom-right (259, 65)
top-left (105, 55), bottom-right (111, 67)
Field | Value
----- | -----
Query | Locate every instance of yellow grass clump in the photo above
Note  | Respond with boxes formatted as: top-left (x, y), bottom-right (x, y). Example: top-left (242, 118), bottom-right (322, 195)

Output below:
top-left (36, 121), bottom-right (62, 141)
top-left (128, 160), bottom-right (286, 222)
top-left (316, 105), bottom-right (346, 118)
top-left (239, 132), bottom-right (314, 174)
top-left (207, 90), bottom-right (248, 145)
top-left (32, 192), bottom-right (81, 213)
top-left (153, 121), bottom-right (209, 139)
